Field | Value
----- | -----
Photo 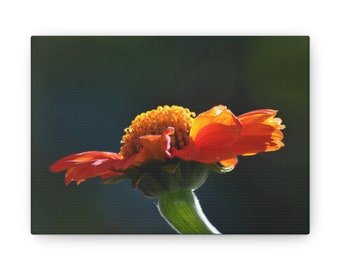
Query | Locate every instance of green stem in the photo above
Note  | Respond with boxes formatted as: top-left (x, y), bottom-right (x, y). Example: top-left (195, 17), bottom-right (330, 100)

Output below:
top-left (158, 189), bottom-right (221, 234)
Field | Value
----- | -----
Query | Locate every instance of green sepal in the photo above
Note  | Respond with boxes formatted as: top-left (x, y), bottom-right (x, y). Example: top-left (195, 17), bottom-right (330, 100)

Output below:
top-left (160, 161), bottom-right (181, 173)
top-left (124, 159), bottom-right (210, 198)
top-left (133, 172), bottom-right (168, 197)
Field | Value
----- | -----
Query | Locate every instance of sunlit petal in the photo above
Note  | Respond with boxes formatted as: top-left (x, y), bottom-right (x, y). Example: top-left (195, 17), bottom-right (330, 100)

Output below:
top-left (231, 109), bottom-right (285, 156)
top-left (172, 123), bottom-right (240, 164)
top-left (190, 105), bottom-right (241, 140)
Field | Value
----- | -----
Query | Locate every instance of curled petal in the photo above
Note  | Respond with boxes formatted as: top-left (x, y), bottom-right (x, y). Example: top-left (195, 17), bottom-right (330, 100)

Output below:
top-left (190, 105), bottom-right (241, 140)
top-left (231, 109), bottom-right (285, 156)
top-left (132, 127), bottom-right (174, 166)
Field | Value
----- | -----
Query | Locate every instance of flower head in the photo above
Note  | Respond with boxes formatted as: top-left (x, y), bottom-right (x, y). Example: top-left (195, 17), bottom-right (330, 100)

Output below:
top-left (50, 105), bottom-right (285, 197)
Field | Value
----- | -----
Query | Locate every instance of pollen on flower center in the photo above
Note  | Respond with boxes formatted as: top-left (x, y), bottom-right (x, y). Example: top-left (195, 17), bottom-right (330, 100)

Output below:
top-left (120, 105), bottom-right (196, 158)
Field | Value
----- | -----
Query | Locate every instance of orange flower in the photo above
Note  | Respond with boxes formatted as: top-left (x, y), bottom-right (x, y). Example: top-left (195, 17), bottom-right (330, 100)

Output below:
top-left (50, 105), bottom-right (285, 187)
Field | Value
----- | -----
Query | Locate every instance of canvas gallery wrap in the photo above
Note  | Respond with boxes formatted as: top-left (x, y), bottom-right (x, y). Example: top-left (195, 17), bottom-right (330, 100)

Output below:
top-left (31, 36), bottom-right (309, 234)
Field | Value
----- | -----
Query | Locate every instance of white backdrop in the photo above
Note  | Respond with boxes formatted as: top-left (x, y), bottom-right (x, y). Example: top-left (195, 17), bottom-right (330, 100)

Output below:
top-left (0, 1), bottom-right (336, 269)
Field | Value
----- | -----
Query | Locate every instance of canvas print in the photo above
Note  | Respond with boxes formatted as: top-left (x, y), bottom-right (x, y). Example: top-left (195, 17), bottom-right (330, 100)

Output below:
top-left (31, 36), bottom-right (309, 234)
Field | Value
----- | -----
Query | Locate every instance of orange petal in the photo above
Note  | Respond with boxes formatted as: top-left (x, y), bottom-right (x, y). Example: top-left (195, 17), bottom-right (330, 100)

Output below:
top-left (131, 127), bottom-right (174, 166)
top-left (172, 123), bottom-right (240, 164)
top-left (172, 143), bottom-right (238, 165)
top-left (63, 159), bottom-right (117, 185)
top-left (219, 155), bottom-right (238, 168)
top-left (194, 123), bottom-right (240, 149)
top-left (231, 109), bottom-right (285, 156)
top-left (50, 151), bottom-right (123, 172)
top-left (171, 143), bottom-right (200, 162)
top-left (237, 109), bottom-right (285, 131)
top-left (50, 151), bottom-right (133, 185)
top-left (190, 105), bottom-right (241, 140)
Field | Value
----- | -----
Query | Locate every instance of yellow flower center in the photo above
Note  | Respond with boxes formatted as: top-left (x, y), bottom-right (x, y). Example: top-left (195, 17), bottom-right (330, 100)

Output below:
top-left (120, 105), bottom-right (196, 158)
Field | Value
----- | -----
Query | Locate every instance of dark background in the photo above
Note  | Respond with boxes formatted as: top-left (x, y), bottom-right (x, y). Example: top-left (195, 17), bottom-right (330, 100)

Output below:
top-left (31, 36), bottom-right (309, 234)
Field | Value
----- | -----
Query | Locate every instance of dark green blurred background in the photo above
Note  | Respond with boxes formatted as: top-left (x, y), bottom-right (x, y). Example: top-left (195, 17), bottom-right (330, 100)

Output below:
top-left (31, 36), bottom-right (309, 234)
